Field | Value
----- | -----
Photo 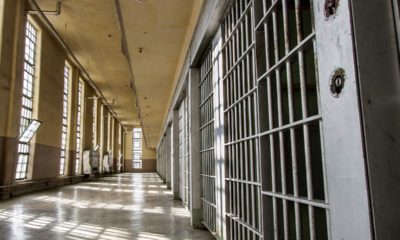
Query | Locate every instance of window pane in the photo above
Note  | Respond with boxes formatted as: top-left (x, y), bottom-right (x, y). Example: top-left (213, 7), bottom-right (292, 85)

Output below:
top-left (132, 128), bottom-right (142, 169)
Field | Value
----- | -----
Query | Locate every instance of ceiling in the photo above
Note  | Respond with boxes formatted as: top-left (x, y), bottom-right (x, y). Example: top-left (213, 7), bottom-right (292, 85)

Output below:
top-left (35, 0), bottom-right (204, 148)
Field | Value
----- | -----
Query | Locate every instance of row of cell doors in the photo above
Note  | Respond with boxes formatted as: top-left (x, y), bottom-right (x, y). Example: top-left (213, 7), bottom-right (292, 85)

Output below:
top-left (193, 0), bottom-right (373, 239)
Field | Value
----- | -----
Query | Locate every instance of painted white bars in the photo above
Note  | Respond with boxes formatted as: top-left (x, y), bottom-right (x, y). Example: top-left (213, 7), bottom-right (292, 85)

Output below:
top-left (199, 47), bottom-right (216, 233)
top-left (178, 96), bottom-right (191, 208)
top-left (222, 0), bottom-right (262, 239)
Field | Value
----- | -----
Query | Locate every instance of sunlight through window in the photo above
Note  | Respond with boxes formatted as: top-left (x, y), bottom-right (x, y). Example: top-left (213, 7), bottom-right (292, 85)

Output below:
top-left (137, 232), bottom-right (169, 240)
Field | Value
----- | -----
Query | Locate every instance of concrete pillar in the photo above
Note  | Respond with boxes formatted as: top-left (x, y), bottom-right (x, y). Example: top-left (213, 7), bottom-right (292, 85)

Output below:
top-left (123, 128), bottom-right (133, 171)
top-left (113, 118), bottom-right (119, 172)
top-left (67, 66), bottom-right (80, 176)
top-left (156, 143), bottom-right (159, 174)
top-left (99, 104), bottom-right (105, 173)
top-left (213, 30), bottom-right (227, 238)
top-left (82, 87), bottom-right (94, 151)
top-left (188, 67), bottom-right (203, 229)
top-left (172, 110), bottom-right (180, 200)
top-left (157, 136), bottom-right (166, 182)
top-left (161, 137), bottom-right (164, 181)
top-left (165, 125), bottom-right (172, 189)
top-left (0, 0), bottom-right (25, 193)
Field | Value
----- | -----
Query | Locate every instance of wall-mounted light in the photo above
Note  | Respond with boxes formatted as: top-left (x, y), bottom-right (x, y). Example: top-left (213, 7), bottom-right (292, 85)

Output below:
top-left (19, 119), bottom-right (42, 143)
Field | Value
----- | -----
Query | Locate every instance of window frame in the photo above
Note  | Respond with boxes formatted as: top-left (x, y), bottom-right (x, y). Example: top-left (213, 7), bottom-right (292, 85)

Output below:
top-left (75, 79), bottom-right (84, 174)
top-left (132, 128), bottom-right (142, 169)
top-left (60, 62), bottom-right (72, 175)
top-left (15, 20), bottom-right (40, 180)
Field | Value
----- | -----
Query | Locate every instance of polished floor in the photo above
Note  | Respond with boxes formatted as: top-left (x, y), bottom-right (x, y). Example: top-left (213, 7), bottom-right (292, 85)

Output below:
top-left (0, 173), bottom-right (214, 240)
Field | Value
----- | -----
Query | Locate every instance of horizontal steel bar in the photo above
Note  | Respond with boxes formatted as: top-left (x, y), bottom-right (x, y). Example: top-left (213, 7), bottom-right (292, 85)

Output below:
top-left (225, 178), bottom-right (261, 186)
top-left (259, 115), bottom-right (322, 137)
top-left (222, 42), bottom-right (255, 82)
top-left (255, 0), bottom-right (280, 30)
top-left (201, 174), bottom-right (216, 179)
top-left (199, 67), bottom-right (213, 86)
top-left (200, 119), bottom-right (215, 130)
top-left (224, 86), bottom-right (257, 113)
top-left (200, 147), bottom-right (215, 153)
top-left (201, 197), bottom-right (217, 207)
top-left (224, 134), bottom-right (258, 146)
top-left (200, 92), bottom-right (214, 107)
top-left (226, 214), bottom-right (263, 236)
top-left (262, 191), bottom-right (329, 209)
top-left (257, 33), bottom-right (316, 82)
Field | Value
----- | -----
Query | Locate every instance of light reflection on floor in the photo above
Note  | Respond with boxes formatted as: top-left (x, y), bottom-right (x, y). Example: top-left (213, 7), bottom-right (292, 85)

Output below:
top-left (0, 173), bottom-right (213, 239)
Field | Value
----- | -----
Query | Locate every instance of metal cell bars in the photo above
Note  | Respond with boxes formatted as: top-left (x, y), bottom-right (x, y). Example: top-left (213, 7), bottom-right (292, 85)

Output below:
top-left (254, 0), bottom-right (328, 239)
top-left (199, 47), bottom-right (216, 233)
top-left (75, 81), bottom-right (83, 174)
top-left (16, 21), bottom-right (38, 180)
top-left (185, 94), bottom-right (191, 210)
top-left (158, 136), bottom-right (167, 180)
top-left (60, 65), bottom-right (70, 175)
top-left (132, 128), bottom-right (142, 169)
top-left (178, 97), bottom-right (191, 208)
top-left (222, 0), bottom-right (262, 239)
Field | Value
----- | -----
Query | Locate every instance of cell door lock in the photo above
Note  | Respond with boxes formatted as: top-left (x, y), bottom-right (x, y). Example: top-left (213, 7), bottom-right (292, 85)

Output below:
top-left (330, 68), bottom-right (346, 98)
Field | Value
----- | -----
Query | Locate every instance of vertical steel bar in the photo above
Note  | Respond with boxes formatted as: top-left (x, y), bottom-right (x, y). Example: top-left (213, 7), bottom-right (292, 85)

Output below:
top-left (263, 2), bottom-right (278, 238)
top-left (294, 0), bottom-right (316, 238)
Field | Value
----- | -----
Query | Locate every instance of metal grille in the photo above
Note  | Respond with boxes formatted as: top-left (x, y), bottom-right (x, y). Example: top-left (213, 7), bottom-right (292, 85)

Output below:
top-left (158, 135), bottom-right (168, 181)
top-left (254, 0), bottom-right (329, 239)
top-left (60, 65), bottom-right (70, 175)
top-left (75, 81), bottom-right (83, 174)
top-left (16, 22), bottom-right (37, 180)
top-left (132, 128), bottom-right (142, 169)
top-left (178, 97), bottom-right (191, 207)
top-left (199, 47), bottom-right (216, 233)
top-left (222, 0), bottom-right (262, 238)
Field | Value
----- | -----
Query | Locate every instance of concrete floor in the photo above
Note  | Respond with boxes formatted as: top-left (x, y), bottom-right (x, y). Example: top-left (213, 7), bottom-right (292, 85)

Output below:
top-left (0, 173), bottom-right (214, 240)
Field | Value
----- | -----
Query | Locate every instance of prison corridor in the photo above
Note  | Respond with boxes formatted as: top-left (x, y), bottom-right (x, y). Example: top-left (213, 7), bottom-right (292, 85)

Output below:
top-left (0, 173), bottom-right (214, 240)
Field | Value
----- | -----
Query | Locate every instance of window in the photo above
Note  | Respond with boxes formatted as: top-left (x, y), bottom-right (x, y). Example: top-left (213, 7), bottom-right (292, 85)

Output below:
top-left (16, 21), bottom-right (38, 180)
top-left (75, 80), bottom-right (83, 174)
top-left (92, 97), bottom-right (97, 149)
top-left (118, 124), bottom-right (122, 145)
top-left (60, 64), bottom-right (70, 175)
top-left (132, 128), bottom-right (142, 169)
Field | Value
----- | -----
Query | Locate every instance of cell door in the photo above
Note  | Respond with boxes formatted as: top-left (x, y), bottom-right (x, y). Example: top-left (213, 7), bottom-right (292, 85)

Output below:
top-left (254, 0), bottom-right (372, 240)
top-left (221, 0), bottom-right (373, 239)
top-left (222, 0), bottom-right (262, 238)
top-left (199, 46), bottom-right (216, 233)
top-left (178, 96), bottom-right (191, 208)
